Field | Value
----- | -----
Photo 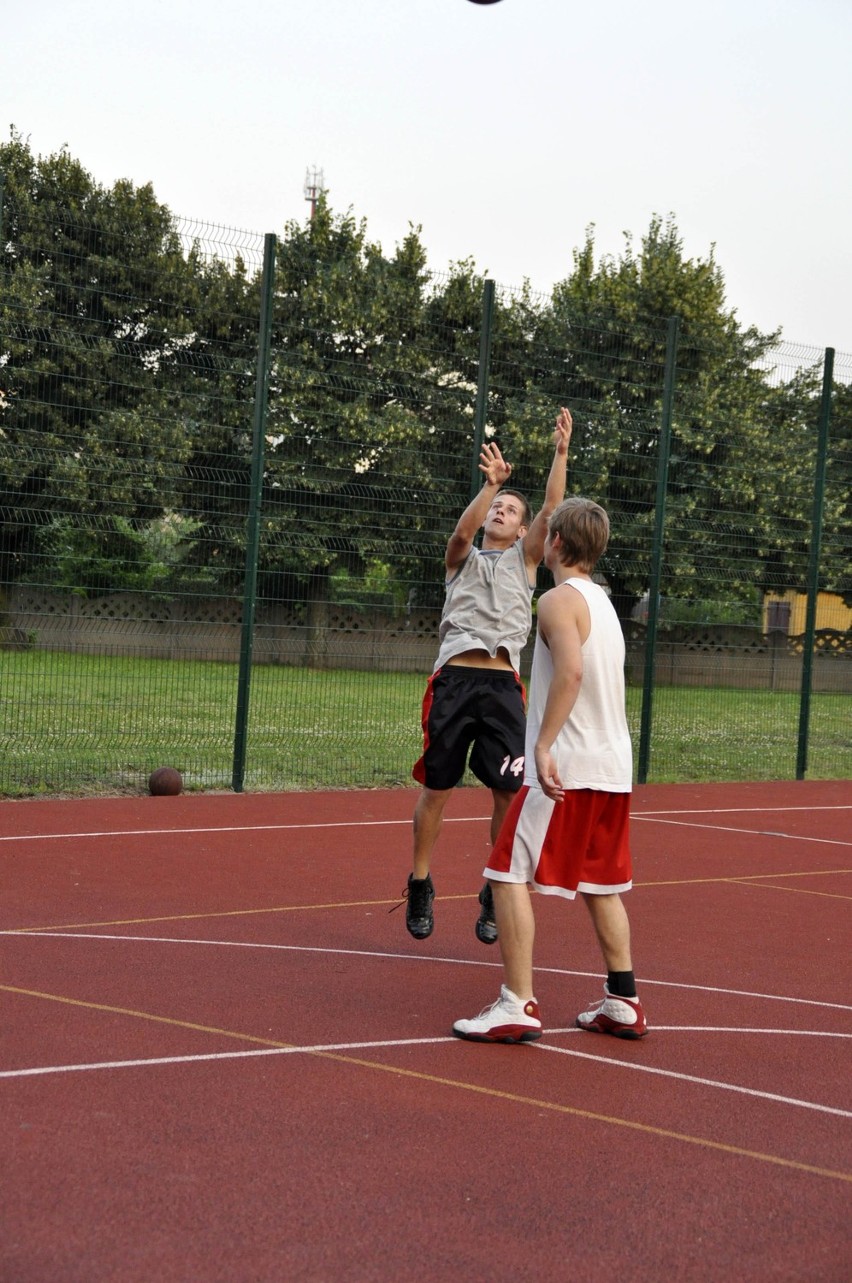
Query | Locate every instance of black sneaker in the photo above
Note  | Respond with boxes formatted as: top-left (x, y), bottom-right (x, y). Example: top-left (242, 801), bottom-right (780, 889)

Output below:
top-left (475, 882), bottom-right (498, 945)
top-left (405, 873), bottom-right (435, 939)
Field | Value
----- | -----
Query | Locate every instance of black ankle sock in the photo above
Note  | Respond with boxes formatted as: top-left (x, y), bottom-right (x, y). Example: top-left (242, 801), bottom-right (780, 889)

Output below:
top-left (607, 970), bottom-right (637, 999)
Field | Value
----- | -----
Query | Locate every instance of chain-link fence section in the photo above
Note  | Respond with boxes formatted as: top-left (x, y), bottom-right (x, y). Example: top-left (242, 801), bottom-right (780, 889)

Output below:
top-left (1, 172), bottom-right (849, 795)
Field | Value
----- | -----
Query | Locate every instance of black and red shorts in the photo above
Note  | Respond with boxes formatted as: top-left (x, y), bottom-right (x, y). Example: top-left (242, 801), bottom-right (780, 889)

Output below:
top-left (412, 666), bottom-right (527, 792)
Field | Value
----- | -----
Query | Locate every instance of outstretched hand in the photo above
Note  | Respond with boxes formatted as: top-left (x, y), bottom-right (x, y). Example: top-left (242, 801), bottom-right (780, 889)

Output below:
top-left (553, 406), bottom-right (572, 453)
top-left (478, 441), bottom-right (513, 487)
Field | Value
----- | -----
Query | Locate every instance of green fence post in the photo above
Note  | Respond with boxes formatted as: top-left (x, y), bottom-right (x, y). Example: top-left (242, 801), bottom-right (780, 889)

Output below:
top-left (795, 347), bottom-right (834, 780)
top-left (231, 232), bottom-right (277, 793)
top-left (637, 315), bottom-right (680, 785)
top-left (470, 279), bottom-right (496, 502)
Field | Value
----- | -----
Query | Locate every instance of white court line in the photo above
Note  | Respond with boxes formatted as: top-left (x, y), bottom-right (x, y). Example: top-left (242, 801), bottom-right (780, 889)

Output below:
top-left (581, 1026), bottom-right (852, 1036)
top-left (0, 819), bottom-right (460, 843)
top-left (635, 806), bottom-right (851, 816)
top-left (0, 1039), bottom-right (449, 1080)
top-left (2, 1031), bottom-right (850, 1120)
top-left (7, 930), bottom-right (852, 1012)
top-left (632, 815), bottom-right (852, 846)
top-left (5, 936), bottom-right (850, 1118)
top-left (1, 802), bottom-right (849, 844)
top-left (533, 1041), bottom-right (852, 1118)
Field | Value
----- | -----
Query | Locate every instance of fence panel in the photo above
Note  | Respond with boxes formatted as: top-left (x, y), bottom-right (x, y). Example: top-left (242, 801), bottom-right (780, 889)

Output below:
top-left (1, 190), bottom-right (848, 795)
top-left (0, 203), bottom-right (267, 791)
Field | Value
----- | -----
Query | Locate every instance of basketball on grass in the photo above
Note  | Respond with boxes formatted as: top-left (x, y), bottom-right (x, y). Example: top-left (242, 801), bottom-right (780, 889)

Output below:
top-left (148, 766), bottom-right (183, 796)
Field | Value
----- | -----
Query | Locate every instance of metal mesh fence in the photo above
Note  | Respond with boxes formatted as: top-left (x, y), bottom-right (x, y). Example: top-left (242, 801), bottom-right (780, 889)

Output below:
top-left (1, 187), bottom-right (849, 795)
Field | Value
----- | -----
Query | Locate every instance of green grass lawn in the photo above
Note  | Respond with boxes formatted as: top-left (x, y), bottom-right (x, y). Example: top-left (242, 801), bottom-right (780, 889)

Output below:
top-left (1, 650), bottom-right (849, 796)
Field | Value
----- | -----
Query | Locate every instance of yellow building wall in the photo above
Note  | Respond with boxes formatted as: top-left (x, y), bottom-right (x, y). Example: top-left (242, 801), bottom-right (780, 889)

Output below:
top-left (763, 591), bottom-right (852, 633)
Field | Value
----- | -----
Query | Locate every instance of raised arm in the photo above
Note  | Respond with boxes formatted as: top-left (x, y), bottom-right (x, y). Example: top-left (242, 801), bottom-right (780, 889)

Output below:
top-left (523, 407), bottom-right (572, 573)
top-left (445, 442), bottom-right (512, 571)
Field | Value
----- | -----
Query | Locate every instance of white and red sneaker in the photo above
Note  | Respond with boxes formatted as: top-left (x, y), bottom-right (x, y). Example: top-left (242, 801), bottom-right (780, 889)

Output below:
top-left (576, 985), bottom-right (648, 1039)
top-left (453, 986), bottom-right (542, 1043)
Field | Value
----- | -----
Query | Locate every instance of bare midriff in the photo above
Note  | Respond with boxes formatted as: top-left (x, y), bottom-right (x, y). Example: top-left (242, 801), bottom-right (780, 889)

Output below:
top-left (445, 647), bottom-right (514, 671)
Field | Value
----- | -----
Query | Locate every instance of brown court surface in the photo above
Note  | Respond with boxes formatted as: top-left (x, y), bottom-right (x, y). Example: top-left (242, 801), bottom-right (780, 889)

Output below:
top-left (2, 778), bottom-right (851, 1282)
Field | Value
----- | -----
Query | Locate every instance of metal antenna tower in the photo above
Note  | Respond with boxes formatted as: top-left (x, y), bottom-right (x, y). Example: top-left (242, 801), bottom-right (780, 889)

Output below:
top-left (304, 167), bottom-right (326, 220)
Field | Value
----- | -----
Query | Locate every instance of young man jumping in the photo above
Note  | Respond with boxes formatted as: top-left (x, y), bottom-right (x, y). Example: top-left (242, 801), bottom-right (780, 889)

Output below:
top-left (405, 409), bottom-right (572, 944)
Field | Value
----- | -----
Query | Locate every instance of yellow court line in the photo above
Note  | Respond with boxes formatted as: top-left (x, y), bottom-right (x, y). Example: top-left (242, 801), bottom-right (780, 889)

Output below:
top-left (2, 983), bottom-right (850, 1187)
top-left (322, 1055), bottom-right (852, 1186)
top-left (2, 984), bottom-right (299, 1049)
top-left (5, 898), bottom-right (428, 939)
top-left (725, 880), bottom-right (852, 901)
top-left (640, 868), bottom-right (851, 889)
top-left (5, 869), bottom-right (851, 934)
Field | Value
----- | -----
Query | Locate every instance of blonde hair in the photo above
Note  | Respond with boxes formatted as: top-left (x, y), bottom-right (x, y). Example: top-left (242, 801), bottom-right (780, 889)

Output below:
top-left (548, 497), bottom-right (610, 571)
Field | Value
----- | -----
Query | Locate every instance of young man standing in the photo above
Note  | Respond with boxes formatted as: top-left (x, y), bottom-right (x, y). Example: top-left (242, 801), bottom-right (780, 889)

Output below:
top-left (453, 496), bottom-right (648, 1042)
top-left (405, 409), bottom-right (572, 943)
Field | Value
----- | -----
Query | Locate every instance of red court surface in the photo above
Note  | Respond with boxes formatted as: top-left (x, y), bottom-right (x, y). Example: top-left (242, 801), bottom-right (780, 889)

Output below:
top-left (2, 779), bottom-right (851, 1282)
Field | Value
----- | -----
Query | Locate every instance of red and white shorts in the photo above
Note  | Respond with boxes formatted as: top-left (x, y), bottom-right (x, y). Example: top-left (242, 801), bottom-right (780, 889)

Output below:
top-left (485, 786), bottom-right (632, 900)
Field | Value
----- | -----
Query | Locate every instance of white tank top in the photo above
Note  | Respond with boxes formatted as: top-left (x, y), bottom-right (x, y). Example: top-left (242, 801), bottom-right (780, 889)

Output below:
top-left (524, 577), bottom-right (632, 791)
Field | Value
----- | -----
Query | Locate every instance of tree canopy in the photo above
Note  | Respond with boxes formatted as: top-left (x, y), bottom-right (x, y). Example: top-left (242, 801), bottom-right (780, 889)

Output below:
top-left (1, 133), bottom-right (845, 626)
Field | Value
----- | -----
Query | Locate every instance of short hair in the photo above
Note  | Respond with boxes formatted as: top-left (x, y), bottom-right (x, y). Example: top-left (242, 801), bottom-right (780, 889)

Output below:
top-left (496, 488), bottom-right (533, 528)
top-left (548, 497), bottom-right (610, 571)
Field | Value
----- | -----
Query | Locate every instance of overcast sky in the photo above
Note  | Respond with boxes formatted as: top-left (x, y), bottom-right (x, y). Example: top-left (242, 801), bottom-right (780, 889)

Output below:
top-left (7, 0), bottom-right (851, 354)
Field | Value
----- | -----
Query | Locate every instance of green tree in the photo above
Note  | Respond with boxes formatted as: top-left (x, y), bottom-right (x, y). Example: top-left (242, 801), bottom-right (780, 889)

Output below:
top-left (822, 376), bottom-right (852, 607)
top-left (499, 216), bottom-right (786, 619)
top-left (167, 249), bottom-right (267, 595)
top-left (0, 131), bottom-right (198, 592)
top-left (259, 199), bottom-right (456, 618)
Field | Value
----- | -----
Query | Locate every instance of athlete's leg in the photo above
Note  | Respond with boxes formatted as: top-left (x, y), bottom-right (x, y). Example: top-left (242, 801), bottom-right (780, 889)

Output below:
top-left (581, 892), bottom-right (633, 972)
top-left (412, 786), bottom-right (453, 879)
top-left (492, 880), bottom-right (536, 999)
top-left (489, 787), bottom-right (515, 846)
top-left (576, 891), bottom-right (646, 1035)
